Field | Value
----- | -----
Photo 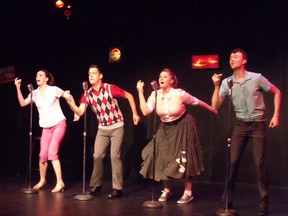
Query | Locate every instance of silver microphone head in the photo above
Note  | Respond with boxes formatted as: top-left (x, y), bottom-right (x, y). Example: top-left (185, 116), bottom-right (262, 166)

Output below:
top-left (227, 78), bottom-right (233, 89)
top-left (150, 80), bottom-right (158, 91)
top-left (82, 81), bottom-right (88, 91)
top-left (27, 84), bottom-right (34, 92)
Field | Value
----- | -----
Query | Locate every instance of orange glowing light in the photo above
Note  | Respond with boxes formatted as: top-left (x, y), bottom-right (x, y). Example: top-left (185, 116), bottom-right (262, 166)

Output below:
top-left (192, 55), bottom-right (219, 69)
top-left (55, 0), bottom-right (65, 8)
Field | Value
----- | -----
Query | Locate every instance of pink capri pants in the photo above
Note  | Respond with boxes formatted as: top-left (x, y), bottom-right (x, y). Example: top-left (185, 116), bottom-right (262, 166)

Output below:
top-left (39, 119), bottom-right (67, 163)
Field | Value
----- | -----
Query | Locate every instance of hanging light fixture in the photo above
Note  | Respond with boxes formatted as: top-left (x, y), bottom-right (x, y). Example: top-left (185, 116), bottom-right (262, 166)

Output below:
top-left (64, 4), bottom-right (71, 19)
top-left (55, 0), bottom-right (65, 8)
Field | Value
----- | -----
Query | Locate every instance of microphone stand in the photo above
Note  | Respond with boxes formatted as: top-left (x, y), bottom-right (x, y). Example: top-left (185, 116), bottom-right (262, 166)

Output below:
top-left (22, 87), bottom-right (38, 194)
top-left (74, 82), bottom-right (93, 201)
top-left (143, 83), bottom-right (163, 208)
top-left (215, 85), bottom-right (236, 216)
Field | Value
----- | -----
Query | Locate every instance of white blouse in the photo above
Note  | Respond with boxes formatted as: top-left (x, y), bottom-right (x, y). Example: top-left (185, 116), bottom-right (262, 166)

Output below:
top-left (147, 88), bottom-right (199, 122)
top-left (29, 85), bottom-right (66, 128)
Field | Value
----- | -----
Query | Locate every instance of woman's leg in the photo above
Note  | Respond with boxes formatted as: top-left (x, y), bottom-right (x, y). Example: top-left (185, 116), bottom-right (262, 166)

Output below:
top-left (33, 128), bottom-right (51, 190)
top-left (183, 178), bottom-right (193, 195)
top-left (163, 180), bottom-right (172, 191)
top-left (177, 179), bottom-right (194, 204)
top-left (39, 162), bottom-right (48, 182)
top-left (158, 180), bottom-right (172, 202)
top-left (33, 162), bottom-right (48, 189)
top-left (51, 159), bottom-right (64, 185)
top-left (48, 120), bottom-right (66, 192)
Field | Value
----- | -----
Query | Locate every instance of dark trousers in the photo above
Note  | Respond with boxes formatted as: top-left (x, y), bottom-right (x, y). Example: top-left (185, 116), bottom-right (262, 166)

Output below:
top-left (224, 119), bottom-right (269, 209)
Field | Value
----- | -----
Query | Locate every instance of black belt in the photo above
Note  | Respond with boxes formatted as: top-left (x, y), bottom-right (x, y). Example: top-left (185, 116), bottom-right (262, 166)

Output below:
top-left (163, 112), bottom-right (187, 126)
top-left (236, 116), bottom-right (266, 123)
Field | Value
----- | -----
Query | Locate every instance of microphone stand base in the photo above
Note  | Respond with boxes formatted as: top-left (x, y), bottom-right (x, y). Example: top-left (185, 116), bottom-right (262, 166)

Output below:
top-left (215, 208), bottom-right (237, 216)
top-left (143, 200), bottom-right (163, 208)
top-left (74, 194), bottom-right (94, 201)
top-left (21, 188), bottom-right (39, 194)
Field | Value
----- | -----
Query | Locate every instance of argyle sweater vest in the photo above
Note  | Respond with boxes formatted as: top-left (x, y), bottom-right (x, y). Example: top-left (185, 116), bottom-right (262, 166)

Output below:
top-left (86, 83), bottom-right (124, 126)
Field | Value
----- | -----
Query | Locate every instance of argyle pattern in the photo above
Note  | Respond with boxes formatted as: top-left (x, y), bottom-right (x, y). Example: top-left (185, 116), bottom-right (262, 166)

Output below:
top-left (87, 83), bottom-right (123, 126)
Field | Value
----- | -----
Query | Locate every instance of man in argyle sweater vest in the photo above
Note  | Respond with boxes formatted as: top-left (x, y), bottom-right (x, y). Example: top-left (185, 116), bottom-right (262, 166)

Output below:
top-left (63, 65), bottom-right (140, 199)
top-left (85, 83), bottom-right (124, 126)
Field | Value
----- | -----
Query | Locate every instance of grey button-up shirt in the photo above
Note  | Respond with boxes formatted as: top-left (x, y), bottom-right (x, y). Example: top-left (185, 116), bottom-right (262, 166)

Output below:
top-left (219, 71), bottom-right (272, 120)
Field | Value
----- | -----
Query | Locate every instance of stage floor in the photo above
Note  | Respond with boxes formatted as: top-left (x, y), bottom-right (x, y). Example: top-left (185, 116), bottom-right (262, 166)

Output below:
top-left (0, 176), bottom-right (287, 216)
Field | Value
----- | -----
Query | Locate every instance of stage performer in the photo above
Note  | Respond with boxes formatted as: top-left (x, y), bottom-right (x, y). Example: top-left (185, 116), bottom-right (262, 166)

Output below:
top-left (211, 48), bottom-right (281, 216)
top-left (15, 70), bottom-right (67, 193)
top-left (63, 65), bottom-right (140, 199)
top-left (136, 68), bottom-right (217, 204)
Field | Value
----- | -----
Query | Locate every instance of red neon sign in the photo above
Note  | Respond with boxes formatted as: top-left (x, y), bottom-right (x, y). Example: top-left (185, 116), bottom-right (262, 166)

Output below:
top-left (192, 55), bottom-right (219, 69)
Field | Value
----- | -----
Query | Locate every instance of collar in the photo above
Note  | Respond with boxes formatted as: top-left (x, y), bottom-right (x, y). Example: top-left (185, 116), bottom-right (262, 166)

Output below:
top-left (159, 88), bottom-right (173, 100)
top-left (91, 83), bottom-right (105, 92)
top-left (232, 70), bottom-right (252, 83)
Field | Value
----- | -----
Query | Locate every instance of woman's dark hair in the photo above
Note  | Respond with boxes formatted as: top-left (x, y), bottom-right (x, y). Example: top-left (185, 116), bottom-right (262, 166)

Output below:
top-left (39, 69), bottom-right (54, 86)
top-left (162, 68), bottom-right (178, 88)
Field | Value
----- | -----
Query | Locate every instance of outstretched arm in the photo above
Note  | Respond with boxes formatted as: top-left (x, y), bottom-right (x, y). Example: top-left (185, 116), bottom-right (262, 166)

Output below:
top-left (211, 73), bottom-right (225, 109)
top-left (136, 80), bottom-right (153, 116)
top-left (123, 91), bottom-right (140, 125)
top-left (62, 90), bottom-right (87, 118)
top-left (14, 78), bottom-right (31, 107)
top-left (198, 99), bottom-right (218, 115)
top-left (268, 84), bottom-right (281, 128)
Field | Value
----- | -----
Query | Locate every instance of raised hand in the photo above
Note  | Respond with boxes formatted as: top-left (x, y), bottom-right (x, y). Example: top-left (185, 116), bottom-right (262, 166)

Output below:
top-left (212, 74), bottom-right (223, 87)
top-left (136, 80), bottom-right (145, 93)
top-left (14, 77), bottom-right (22, 89)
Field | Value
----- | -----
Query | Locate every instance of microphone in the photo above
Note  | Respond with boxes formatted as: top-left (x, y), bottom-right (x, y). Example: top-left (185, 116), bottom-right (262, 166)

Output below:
top-left (227, 78), bottom-right (233, 96)
top-left (27, 84), bottom-right (34, 92)
top-left (82, 81), bottom-right (88, 91)
top-left (227, 78), bottom-right (233, 89)
top-left (150, 80), bottom-right (158, 91)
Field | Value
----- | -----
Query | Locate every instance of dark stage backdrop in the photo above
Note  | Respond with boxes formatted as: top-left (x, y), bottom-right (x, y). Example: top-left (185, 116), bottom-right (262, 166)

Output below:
top-left (0, 0), bottom-right (287, 187)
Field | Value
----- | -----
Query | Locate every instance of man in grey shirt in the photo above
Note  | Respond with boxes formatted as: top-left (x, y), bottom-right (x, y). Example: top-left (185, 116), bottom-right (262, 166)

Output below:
top-left (211, 48), bottom-right (281, 216)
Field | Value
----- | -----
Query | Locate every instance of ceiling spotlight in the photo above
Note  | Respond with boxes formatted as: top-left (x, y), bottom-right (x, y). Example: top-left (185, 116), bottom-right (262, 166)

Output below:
top-left (64, 9), bottom-right (71, 19)
top-left (55, 0), bottom-right (65, 8)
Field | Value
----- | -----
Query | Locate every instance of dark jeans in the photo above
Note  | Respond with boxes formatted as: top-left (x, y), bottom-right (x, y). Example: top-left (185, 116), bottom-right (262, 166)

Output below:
top-left (223, 119), bottom-right (269, 210)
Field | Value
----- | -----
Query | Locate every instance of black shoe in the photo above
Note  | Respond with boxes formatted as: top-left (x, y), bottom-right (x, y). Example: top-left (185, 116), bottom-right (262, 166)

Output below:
top-left (258, 207), bottom-right (268, 216)
top-left (259, 195), bottom-right (269, 216)
top-left (107, 189), bottom-right (122, 199)
top-left (88, 186), bottom-right (102, 196)
top-left (220, 200), bottom-right (233, 209)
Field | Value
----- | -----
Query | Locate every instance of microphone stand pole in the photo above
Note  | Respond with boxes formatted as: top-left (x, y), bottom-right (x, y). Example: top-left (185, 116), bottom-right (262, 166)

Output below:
top-left (143, 86), bottom-right (163, 208)
top-left (215, 86), bottom-right (236, 216)
top-left (74, 83), bottom-right (93, 201)
top-left (22, 88), bottom-right (38, 194)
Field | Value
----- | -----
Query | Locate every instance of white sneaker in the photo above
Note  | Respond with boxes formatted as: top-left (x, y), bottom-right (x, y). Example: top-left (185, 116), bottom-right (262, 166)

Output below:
top-left (177, 193), bottom-right (194, 204)
top-left (158, 190), bottom-right (172, 202)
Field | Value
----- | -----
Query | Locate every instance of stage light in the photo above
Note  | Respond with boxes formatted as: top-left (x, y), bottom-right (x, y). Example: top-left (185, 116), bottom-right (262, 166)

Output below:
top-left (192, 55), bottom-right (219, 69)
top-left (64, 9), bottom-right (71, 18)
top-left (55, 0), bottom-right (64, 8)
top-left (109, 48), bottom-right (122, 62)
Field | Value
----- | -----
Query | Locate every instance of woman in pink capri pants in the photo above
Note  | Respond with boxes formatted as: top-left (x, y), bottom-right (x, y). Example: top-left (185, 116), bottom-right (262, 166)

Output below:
top-left (15, 69), bottom-right (67, 193)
